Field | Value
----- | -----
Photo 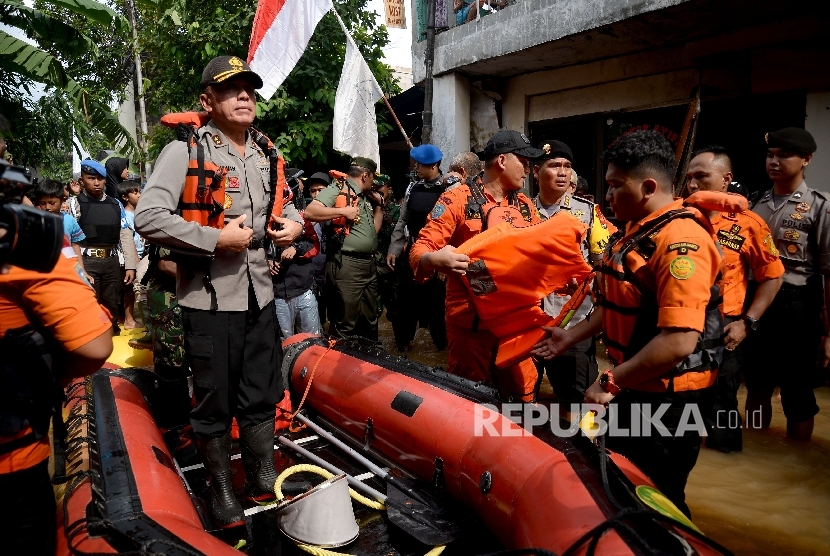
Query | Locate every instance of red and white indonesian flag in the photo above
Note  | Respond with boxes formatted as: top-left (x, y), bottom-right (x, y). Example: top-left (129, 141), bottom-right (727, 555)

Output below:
top-left (331, 11), bottom-right (384, 165)
top-left (248, 0), bottom-right (333, 100)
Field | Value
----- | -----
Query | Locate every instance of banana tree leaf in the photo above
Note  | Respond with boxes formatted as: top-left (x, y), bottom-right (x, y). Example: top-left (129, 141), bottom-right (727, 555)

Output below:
top-left (47, 0), bottom-right (130, 35)
top-left (0, 30), bottom-right (68, 88)
top-left (0, 0), bottom-right (97, 58)
top-left (0, 31), bottom-right (137, 156)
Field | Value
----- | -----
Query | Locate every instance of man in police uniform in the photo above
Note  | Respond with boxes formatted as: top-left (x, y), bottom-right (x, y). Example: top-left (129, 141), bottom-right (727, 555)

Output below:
top-left (135, 55), bottom-right (303, 527)
top-left (685, 146), bottom-right (783, 452)
top-left (304, 157), bottom-right (384, 341)
top-left (744, 127), bottom-right (830, 441)
top-left (387, 144), bottom-right (447, 351)
top-left (533, 131), bottom-right (725, 517)
top-left (532, 139), bottom-right (615, 403)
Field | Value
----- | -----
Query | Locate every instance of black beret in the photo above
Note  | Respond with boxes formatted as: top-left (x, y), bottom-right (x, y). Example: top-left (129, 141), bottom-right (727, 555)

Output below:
top-left (537, 139), bottom-right (573, 162)
top-left (766, 127), bottom-right (816, 155)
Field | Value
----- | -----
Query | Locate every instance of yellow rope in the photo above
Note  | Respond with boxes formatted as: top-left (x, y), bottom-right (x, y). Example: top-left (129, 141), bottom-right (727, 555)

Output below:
top-left (274, 464), bottom-right (385, 510)
top-left (275, 464), bottom-right (446, 556)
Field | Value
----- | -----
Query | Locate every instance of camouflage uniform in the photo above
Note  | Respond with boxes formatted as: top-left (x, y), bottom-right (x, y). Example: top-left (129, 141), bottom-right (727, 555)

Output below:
top-left (145, 246), bottom-right (189, 428)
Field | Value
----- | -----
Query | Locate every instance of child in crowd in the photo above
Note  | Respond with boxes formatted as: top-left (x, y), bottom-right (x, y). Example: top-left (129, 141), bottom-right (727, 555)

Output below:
top-left (118, 180), bottom-right (145, 329)
top-left (33, 179), bottom-right (92, 284)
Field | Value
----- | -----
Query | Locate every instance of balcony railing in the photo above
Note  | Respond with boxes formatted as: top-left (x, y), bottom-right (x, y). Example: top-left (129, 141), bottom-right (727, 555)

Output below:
top-left (416, 0), bottom-right (517, 41)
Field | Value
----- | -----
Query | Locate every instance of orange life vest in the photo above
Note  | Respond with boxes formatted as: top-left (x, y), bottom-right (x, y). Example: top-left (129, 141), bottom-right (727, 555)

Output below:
top-left (327, 170), bottom-right (359, 238)
top-left (462, 179), bottom-right (535, 233)
top-left (597, 192), bottom-right (746, 393)
top-left (159, 112), bottom-right (286, 231)
top-left (160, 112), bottom-right (227, 229)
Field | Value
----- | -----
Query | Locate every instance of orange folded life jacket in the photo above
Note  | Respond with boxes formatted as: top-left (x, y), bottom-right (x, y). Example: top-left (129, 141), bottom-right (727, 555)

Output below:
top-left (455, 212), bottom-right (593, 369)
top-left (327, 170), bottom-right (358, 238)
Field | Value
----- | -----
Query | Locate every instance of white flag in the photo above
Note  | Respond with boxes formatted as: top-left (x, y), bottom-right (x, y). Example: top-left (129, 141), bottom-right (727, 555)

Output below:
top-left (248, 0), bottom-right (333, 101)
top-left (71, 131), bottom-right (90, 179)
top-left (331, 12), bottom-right (384, 166)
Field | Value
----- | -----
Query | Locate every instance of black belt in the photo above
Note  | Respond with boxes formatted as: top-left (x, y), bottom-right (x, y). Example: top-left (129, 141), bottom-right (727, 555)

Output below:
top-left (248, 237), bottom-right (266, 250)
top-left (341, 250), bottom-right (373, 260)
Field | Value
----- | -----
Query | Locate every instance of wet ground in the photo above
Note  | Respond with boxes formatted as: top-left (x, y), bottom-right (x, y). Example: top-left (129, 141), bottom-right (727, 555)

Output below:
top-left (377, 317), bottom-right (830, 556)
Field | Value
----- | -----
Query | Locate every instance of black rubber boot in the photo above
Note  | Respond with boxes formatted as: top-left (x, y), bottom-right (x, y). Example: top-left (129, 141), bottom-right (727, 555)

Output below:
top-left (239, 419), bottom-right (277, 503)
top-left (196, 434), bottom-right (245, 528)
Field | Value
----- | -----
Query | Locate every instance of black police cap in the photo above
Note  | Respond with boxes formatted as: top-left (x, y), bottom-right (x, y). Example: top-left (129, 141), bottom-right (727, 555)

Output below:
top-left (201, 55), bottom-right (263, 91)
top-left (766, 127), bottom-right (816, 155)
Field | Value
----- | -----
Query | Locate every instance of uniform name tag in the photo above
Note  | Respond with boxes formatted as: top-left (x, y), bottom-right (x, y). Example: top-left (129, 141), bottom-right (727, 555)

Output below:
top-left (717, 229), bottom-right (746, 252)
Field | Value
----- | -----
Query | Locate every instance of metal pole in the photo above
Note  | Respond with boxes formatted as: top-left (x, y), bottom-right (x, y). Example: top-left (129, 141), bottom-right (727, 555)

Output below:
top-left (276, 436), bottom-right (387, 503)
top-left (126, 0), bottom-right (152, 180)
top-left (421, 0), bottom-right (436, 144)
top-left (382, 96), bottom-right (414, 148)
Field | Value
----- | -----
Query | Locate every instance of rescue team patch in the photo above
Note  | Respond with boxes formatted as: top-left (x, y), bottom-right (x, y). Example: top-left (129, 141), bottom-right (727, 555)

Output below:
top-left (431, 203), bottom-right (446, 219)
top-left (227, 176), bottom-right (240, 189)
top-left (667, 242), bottom-right (700, 254)
top-left (669, 256), bottom-right (695, 280)
top-left (717, 229), bottom-right (746, 252)
top-left (763, 234), bottom-right (779, 256)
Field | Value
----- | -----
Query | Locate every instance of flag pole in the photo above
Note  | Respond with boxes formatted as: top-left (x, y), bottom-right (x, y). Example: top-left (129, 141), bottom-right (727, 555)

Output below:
top-left (331, 8), bottom-right (413, 149)
top-left (382, 96), bottom-right (414, 149)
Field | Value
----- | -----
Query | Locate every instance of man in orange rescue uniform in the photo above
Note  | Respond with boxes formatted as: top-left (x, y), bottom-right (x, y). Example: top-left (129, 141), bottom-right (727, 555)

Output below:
top-left (685, 146), bottom-right (783, 453)
top-left (533, 130), bottom-right (724, 518)
top-left (410, 130), bottom-right (543, 400)
top-left (0, 234), bottom-right (113, 553)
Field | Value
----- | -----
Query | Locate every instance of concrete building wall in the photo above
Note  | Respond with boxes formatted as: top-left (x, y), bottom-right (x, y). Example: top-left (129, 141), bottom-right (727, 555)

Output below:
top-left (806, 92), bottom-right (830, 193)
top-left (432, 74), bottom-right (471, 172)
top-left (411, 0), bottom-right (690, 82)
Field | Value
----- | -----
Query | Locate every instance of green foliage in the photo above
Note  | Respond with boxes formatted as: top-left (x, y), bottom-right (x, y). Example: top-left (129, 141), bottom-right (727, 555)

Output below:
top-left (138, 0), bottom-right (401, 166)
top-left (0, 0), bottom-right (138, 171)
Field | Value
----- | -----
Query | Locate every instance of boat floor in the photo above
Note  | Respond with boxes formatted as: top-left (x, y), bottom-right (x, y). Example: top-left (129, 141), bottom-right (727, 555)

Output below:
top-left (170, 422), bottom-right (503, 556)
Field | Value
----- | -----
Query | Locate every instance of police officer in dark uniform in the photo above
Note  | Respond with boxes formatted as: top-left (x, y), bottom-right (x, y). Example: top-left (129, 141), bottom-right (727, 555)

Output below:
top-left (67, 159), bottom-right (139, 334)
top-left (744, 127), bottom-right (830, 441)
top-left (386, 144), bottom-right (448, 351)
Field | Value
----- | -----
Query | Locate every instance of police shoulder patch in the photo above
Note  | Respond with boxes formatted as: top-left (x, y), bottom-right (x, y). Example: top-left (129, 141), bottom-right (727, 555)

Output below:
top-left (669, 256), bottom-right (695, 280)
top-left (431, 203), bottom-right (447, 219)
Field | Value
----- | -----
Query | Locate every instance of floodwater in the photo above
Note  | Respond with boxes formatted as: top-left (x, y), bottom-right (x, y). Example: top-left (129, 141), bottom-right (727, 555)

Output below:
top-left (377, 318), bottom-right (830, 555)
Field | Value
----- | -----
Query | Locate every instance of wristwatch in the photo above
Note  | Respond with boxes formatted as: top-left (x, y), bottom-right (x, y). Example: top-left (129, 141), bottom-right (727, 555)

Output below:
top-left (742, 315), bottom-right (759, 331)
top-left (598, 370), bottom-right (622, 396)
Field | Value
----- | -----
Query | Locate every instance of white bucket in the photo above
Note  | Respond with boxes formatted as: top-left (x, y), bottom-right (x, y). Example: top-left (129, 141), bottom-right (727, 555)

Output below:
top-left (276, 474), bottom-right (359, 547)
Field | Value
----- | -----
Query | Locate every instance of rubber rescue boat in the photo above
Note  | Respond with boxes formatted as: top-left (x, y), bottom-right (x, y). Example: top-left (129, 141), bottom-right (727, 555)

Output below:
top-left (54, 335), bottom-right (733, 556)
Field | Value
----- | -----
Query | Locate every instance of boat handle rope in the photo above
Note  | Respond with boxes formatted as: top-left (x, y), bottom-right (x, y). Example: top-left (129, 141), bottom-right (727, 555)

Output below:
top-left (289, 338), bottom-right (338, 433)
top-left (273, 464), bottom-right (446, 556)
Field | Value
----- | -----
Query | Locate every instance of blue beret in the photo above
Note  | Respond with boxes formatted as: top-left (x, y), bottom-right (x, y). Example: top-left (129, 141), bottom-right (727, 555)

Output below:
top-left (410, 144), bottom-right (443, 165)
top-left (80, 159), bottom-right (106, 177)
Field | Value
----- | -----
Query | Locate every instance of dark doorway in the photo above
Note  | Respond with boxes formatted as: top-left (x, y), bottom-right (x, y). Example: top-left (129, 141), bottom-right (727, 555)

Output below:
top-left (529, 89), bottom-right (807, 217)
